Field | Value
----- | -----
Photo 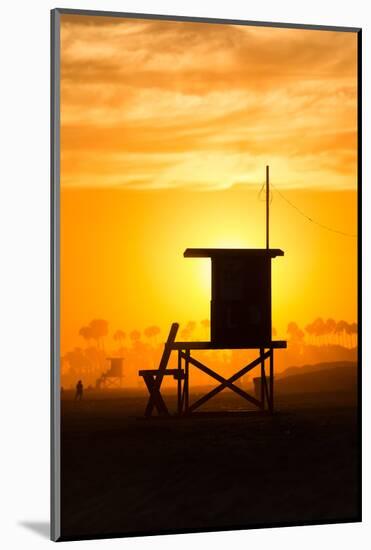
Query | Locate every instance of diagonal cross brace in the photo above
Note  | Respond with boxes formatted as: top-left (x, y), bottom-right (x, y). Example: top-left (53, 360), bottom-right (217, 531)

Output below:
top-left (180, 350), bottom-right (270, 412)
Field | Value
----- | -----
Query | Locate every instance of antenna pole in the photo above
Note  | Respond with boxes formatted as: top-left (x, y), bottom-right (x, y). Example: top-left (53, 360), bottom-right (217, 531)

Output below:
top-left (266, 165), bottom-right (270, 249)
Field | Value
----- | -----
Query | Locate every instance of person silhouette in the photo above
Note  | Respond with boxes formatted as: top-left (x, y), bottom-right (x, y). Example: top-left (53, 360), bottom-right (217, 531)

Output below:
top-left (75, 379), bottom-right (83, 400)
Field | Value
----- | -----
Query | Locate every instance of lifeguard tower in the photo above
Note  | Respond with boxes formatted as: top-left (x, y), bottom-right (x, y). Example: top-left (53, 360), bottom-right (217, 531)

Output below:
top-left (139, 166), bottom-right (286, 416)
top-left (97, 357), bottom-right (124, 389)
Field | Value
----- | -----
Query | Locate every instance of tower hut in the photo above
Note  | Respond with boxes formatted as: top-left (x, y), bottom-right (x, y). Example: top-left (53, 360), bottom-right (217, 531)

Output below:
top-left (184, 248), bottom-right (284, 347)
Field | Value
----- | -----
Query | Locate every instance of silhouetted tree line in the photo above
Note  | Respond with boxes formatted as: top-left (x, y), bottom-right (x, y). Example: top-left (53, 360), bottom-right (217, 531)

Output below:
top-left (286, 318), bottom-right (357, 348)
top-left (61, 317), bottom-right (357, 390)
top-left (79, 319), bottom-right (109, 349)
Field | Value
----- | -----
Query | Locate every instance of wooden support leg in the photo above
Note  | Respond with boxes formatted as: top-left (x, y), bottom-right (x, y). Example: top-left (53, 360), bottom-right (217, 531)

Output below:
top-left (269, 348), bottom-right (274, 414)
top-left (260, 348), bottom-right (265, 411)
top-left (177, 350), bottom-right (182, 416)
top-left (184, 350), bottom-right (190, 414)
top-left (142, 374), bottom-right (169, 417)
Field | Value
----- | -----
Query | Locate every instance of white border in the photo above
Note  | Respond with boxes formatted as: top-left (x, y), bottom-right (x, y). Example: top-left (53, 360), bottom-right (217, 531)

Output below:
top-left (0, 1), bottom-right (368, 548)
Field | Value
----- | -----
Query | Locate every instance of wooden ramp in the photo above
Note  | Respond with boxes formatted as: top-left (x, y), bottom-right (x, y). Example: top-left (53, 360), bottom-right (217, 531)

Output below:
top-left (139, 323), bottom-right (184, 417)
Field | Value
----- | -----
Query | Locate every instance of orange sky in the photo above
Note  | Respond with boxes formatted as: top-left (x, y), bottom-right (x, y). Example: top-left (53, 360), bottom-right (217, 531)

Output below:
top-left (59, 14), bottom-right (358, 354)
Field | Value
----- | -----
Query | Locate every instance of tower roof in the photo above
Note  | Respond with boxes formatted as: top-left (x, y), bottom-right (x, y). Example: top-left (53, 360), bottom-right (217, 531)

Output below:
top-left (184, 248), bottom-right (284, 258)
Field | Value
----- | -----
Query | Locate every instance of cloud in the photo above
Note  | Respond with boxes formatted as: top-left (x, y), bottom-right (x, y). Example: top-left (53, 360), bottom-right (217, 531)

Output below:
top-left (60, 14), bottom-right (358, 190)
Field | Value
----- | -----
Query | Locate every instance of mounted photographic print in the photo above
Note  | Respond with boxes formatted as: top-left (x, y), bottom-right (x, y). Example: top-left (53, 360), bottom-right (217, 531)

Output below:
top-left (51, 8), bottom-right (361, 542)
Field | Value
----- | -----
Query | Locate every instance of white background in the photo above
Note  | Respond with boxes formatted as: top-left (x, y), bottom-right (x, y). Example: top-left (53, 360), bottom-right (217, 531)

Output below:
top-left (0, 0), bottom-right (369, 547)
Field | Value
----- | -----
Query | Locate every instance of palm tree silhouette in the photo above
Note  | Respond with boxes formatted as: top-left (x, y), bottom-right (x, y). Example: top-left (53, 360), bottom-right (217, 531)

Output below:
top-left (144, 325), bottom-right (161, 344)
top-left (89, 319), bottom-right (109, 349)
top-left (305, 321), bottom-right (315, 345)
top-left (79, 325), bottom-right (93, 347)
top-left (201, 319), bottom-right (210, 339)
top-left (287, 322), bottom-right (304, 343)
top-left (335, 320), bottom-right (348, 347)
top-left (312, 318), bottom-right (326, 346)
top-left (130, 330), bottom-right (141, 343)
top-left (349, 322), bottom-right (358, 347)
top-left (113, 329), bottom-right (126, 348)
top-left (325, 318), bottom-right (336, 345)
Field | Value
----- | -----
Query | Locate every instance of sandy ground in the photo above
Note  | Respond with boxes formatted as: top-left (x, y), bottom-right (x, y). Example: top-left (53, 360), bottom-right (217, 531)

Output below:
top-left (60, 389), bottom-right (359, 540)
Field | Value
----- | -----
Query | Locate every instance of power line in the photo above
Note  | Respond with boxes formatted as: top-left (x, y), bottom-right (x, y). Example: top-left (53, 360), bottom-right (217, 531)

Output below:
top-left (258, 182), bottom-right (273, 204)
top-left (258, 182), bottom-right (356, 238)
